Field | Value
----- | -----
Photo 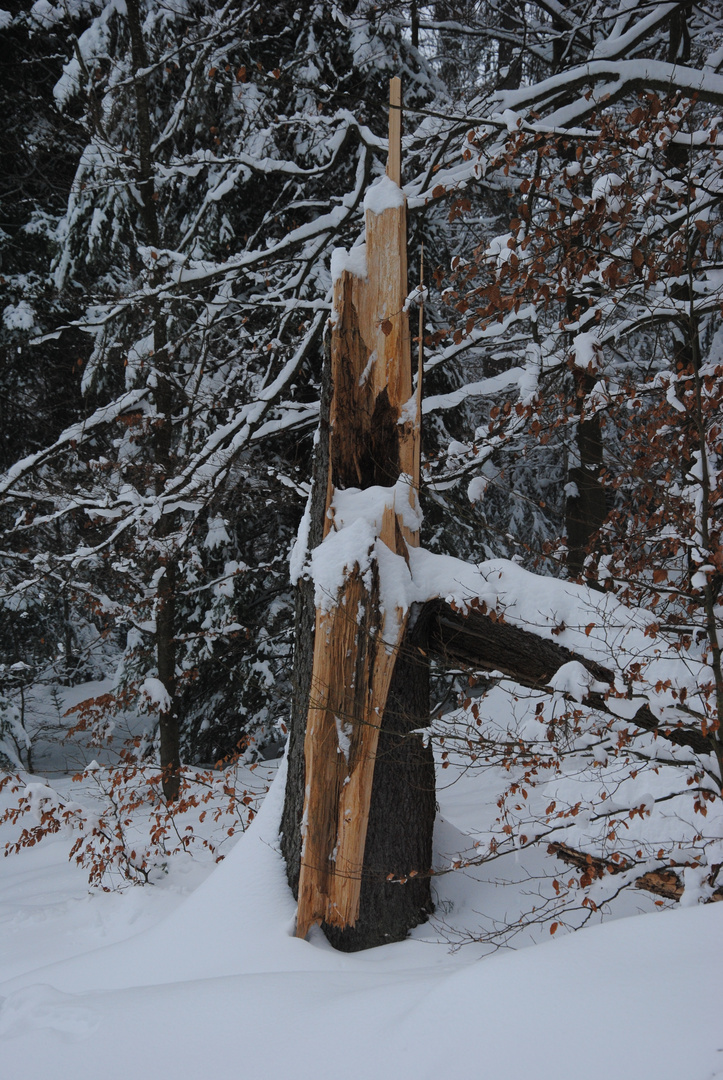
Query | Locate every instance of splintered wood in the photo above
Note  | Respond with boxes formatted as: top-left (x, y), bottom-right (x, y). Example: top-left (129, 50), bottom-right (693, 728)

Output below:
top-left (296, 77), bottom-right (420, 937)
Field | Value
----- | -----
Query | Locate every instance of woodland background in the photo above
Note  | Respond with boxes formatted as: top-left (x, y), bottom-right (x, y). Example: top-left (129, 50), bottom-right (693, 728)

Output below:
top-left (2, 0), bottom-right (723, 942)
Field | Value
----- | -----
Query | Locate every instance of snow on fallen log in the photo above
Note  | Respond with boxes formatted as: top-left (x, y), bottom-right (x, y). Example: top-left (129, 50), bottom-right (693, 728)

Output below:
top-left (308, 500), bottom-right (711, 749)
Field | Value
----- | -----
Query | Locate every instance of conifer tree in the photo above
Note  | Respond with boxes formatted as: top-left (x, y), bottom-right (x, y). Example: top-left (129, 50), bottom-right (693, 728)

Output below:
top-left (0, 0), bottom-right (436, 789)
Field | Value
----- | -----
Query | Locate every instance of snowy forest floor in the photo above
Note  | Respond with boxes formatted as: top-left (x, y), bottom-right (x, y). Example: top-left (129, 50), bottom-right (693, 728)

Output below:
top-left (1, 684), bottom-right (722, 1080)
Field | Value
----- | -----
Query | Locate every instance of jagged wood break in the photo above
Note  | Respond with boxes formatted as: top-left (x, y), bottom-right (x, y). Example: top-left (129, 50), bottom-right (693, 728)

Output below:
top-left (296, 77), bottom-right (420, 937)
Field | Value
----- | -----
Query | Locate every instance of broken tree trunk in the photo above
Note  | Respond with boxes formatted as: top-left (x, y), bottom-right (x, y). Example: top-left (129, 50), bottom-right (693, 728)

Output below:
top-left (427, 600), bottom-right (713, 756)
top-left (295, 78), bottom-right (429, 941)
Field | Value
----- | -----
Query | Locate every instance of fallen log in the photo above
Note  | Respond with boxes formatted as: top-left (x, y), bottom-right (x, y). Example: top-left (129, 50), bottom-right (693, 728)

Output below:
top-left (550, 841), bottom-right (723, 902)
top-left (426, 600), bottom-right (711, 755)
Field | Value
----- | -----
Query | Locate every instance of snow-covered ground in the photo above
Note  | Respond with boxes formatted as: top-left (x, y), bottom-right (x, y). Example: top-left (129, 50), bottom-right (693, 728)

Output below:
top-left (1, 732), bottom-right (722, 1080)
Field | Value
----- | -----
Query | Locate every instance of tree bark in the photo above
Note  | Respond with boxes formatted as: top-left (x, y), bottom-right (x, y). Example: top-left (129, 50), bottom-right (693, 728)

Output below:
top-left (294, 222), bottom-right (419, 932)
top-left (497, 0), bottom-right (522, 90)
top-left (286, 78), bottom-right (433, 944)
top-left (323, 609), bottom-right (435, 951)
top-left (156, 556), bottom-right (180, 801)
top-left (282, 327), bottom-right (435, 946)
top-left (280, 335), bottom-right (331, 893)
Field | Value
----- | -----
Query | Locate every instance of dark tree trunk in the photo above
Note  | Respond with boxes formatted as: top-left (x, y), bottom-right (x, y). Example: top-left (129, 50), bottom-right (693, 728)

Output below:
top-left (157, 557), bottom-right (180, 801)
top-left (668, 1), bottom-right (691, 63)
top-left (126, 0), bottom-right (181, 801)
top-left (497, 0), bottom-right (522, 90)
top-left (410, 0), bottom-right (419, 49)
top-left (126, 0), bottom-right (160, 247)
top-left (281, 577), bottom-right (317, 895)
top-left (281, 337), bottom-right (331, 895)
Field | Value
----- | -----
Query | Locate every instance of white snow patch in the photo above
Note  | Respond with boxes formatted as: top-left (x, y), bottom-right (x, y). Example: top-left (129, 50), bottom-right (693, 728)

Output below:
top-left (467, 476), bottom-right (489, 503)
top-left (591, 173), bottom-right (625, 213)
top-left (403, 284), bottom-right (428, 312)
top-left (335, 715), bottom-right (352, 762)
top-left (215, 561), bottom-right (241, 597)
top-left (330, 244), bottom-right (367, 283)
top-left (3, 301), bottom-right (36, 331)
top-left (1, 752), bottom-right (721, 1080)
top-left (358, 350), bottom-right (377, 387)
top-left (548, 661), bottom-right (608, 702)
top-left (311, 515), bottom-right (376, 611)
top-left (29, 0), bottom-right (55, 26)
top-left (363, 174), bottom-right (405, 216)
top-left (289, 486), bottom-right (313, 585)
top-left (572, 330), bottom-right (601, 371)
top-left (204, 516), bottom-right (231, 550)
top-left (140, 678), bottom-right (172, 714)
